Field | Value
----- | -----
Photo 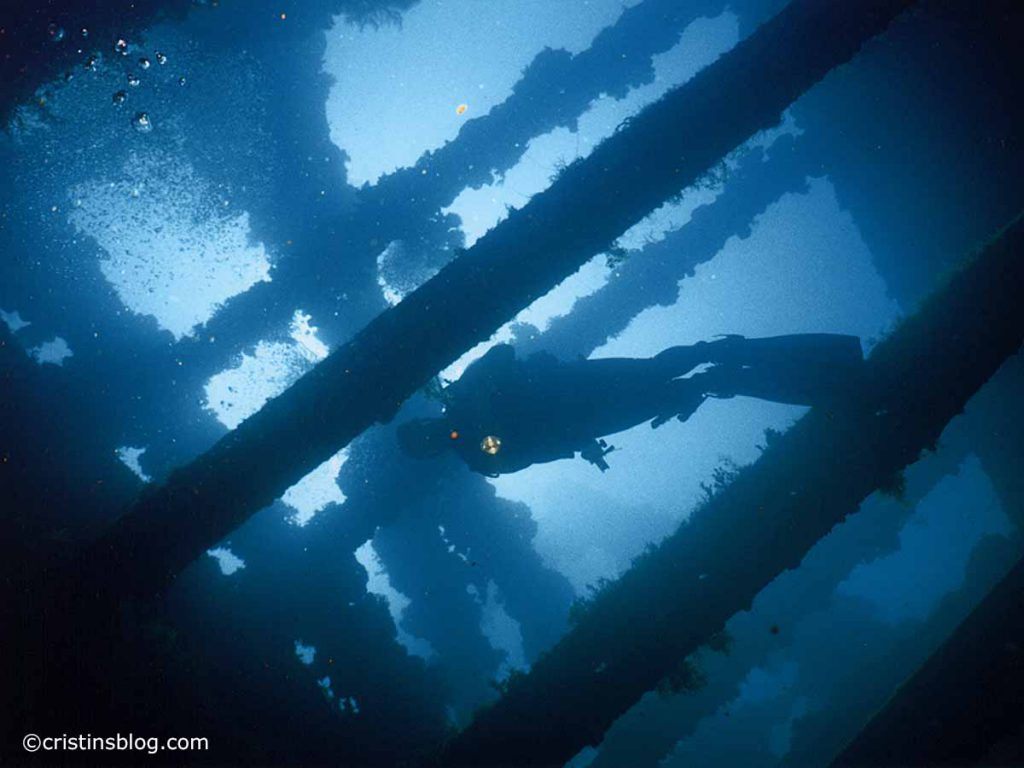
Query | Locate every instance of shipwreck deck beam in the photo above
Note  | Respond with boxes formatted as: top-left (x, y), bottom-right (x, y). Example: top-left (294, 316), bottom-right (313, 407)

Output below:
top-left (831, 548), bottom-right (1024, 767)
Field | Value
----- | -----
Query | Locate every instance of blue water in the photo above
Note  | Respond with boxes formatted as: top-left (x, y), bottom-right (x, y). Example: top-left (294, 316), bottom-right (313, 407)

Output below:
top-left (2, 1), bottom-right (1022, 765)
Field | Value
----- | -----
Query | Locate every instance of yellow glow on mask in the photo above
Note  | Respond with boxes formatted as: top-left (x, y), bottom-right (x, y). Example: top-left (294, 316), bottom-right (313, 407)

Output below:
top-left (480, 435), bottom-right (501, 455)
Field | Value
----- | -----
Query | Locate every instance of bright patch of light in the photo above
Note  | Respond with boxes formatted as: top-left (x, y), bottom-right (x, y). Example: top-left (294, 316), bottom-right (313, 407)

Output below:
top-left (340, 696), bottom-right (360, 715)
top-left (116, 446), bottom-right (152, 482)
top-left (29, 337), bottom-right (73, 366)
top-left (837, 454), bottom-right (1010, 624)
top-left (376, 242), bottom-right (406, 306)
top-left (0, 308), bottom-right (31, 333)
top-left (207, 546), bottom-right (246, 576)
top-left (317, 676), bottom-right (335, 701)
top-left (294, 640), bottom-right (317, 666)
top-left (479, 580), bottom-right (527, 678)
top-left (314, 675), bottom-right (359, 713)
top-left (290, 310), bottom-right (329, 361)
top-left (355, 539), bottom-right (435, 659)
top-left (68, 152), bottom-right (272, 339)
top-left (516, 256), bottom-right (611, 331)
top-left (375, 240), bottom-right (446, 305)
top-left (283, 449), bottom-right (348, 526)
top-left (325, 0), bottom-right (639, 186)
top-left (445, 13), bottom-right (740, 249)
top-left (596, 178), bottom-right (899, 357)
top-left (204, 310), bottom-right (330, 429)
top-left (204, 341), bottom-right (309, 429)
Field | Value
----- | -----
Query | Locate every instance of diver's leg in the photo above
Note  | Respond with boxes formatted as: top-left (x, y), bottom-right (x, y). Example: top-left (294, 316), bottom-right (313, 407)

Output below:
top-left (651, 339), bottom-right (740, 377)
top-left (555, 363), bottom-right (708, 436)
top-left (544, 357), bottom-right (688, 438)
top-left (578, 336), bottom-right (744, 383)
top-left (696, 359), bottom-right (862, 406)
top-left (707, 333), bottom-right (863, 369)
top-left (652, 343), bottom-right (707, 377)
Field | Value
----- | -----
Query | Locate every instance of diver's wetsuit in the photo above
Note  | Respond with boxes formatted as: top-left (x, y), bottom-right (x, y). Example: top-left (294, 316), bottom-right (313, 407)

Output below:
top-left (436, 334), bottom-right (863, 476)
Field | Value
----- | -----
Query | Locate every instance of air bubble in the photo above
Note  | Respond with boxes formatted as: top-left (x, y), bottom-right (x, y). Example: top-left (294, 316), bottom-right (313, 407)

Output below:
top-left (114, 38), bottom-right (128, 55)
top-left (47, 24), bottom-right (65, 43)
top-left (112, 90), bottom-right (127, 105)
top-left (139, 57), bottom-right (150, 69)
top-left (127, 73), bottom-right (140, 87)
top-left (132, 112), bottom-right (153, 133)
top-left (155, 51), bottom-right (168, 65)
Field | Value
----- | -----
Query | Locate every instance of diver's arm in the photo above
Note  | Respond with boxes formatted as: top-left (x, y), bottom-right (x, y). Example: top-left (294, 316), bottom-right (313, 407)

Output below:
top-left (450, 344), bottom-right (519, 395)
top-left (446, 344), bottom-right (523, 428)
top-left (469, 443), bottom-right (575, 476)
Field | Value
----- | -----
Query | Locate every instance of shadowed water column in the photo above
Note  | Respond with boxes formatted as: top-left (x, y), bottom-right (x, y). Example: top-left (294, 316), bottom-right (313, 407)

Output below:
top-left (0, 323), bottom-right (141, 569)
top-left (80, 0), bottom-right (922, 602)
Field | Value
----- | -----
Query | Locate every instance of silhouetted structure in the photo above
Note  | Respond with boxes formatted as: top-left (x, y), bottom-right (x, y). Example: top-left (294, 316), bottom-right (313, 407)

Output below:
top-left (436, 216), bottom-right (1024, 766)
top-left (589, 417), bottom-right (978, 768)
top-left (78, 0), bottom-right (917, 600)
top-left (832, 551), bottom-right (1024, 767)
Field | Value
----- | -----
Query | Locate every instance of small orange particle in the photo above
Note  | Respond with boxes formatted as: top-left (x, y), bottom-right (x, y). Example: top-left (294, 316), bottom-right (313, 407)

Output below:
top-left (456, 103), bottom-right (468, 115)
top-left (450, 430), bottom-right (459, 440)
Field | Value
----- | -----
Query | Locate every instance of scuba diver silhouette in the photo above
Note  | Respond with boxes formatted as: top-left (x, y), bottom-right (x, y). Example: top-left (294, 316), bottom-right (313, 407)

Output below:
top-left (397, 334), bottom-right (864, 477)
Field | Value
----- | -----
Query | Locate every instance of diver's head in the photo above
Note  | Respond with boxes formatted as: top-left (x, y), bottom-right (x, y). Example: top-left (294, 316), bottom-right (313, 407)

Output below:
top-left (396, 417), bottom-right (454, 460)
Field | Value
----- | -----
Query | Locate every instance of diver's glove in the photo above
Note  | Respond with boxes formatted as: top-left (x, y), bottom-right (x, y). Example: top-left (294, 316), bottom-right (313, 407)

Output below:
top-left (651, 388), bottom-right (706, 428)
top-left (580, 438), bottom-right (616, 471)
